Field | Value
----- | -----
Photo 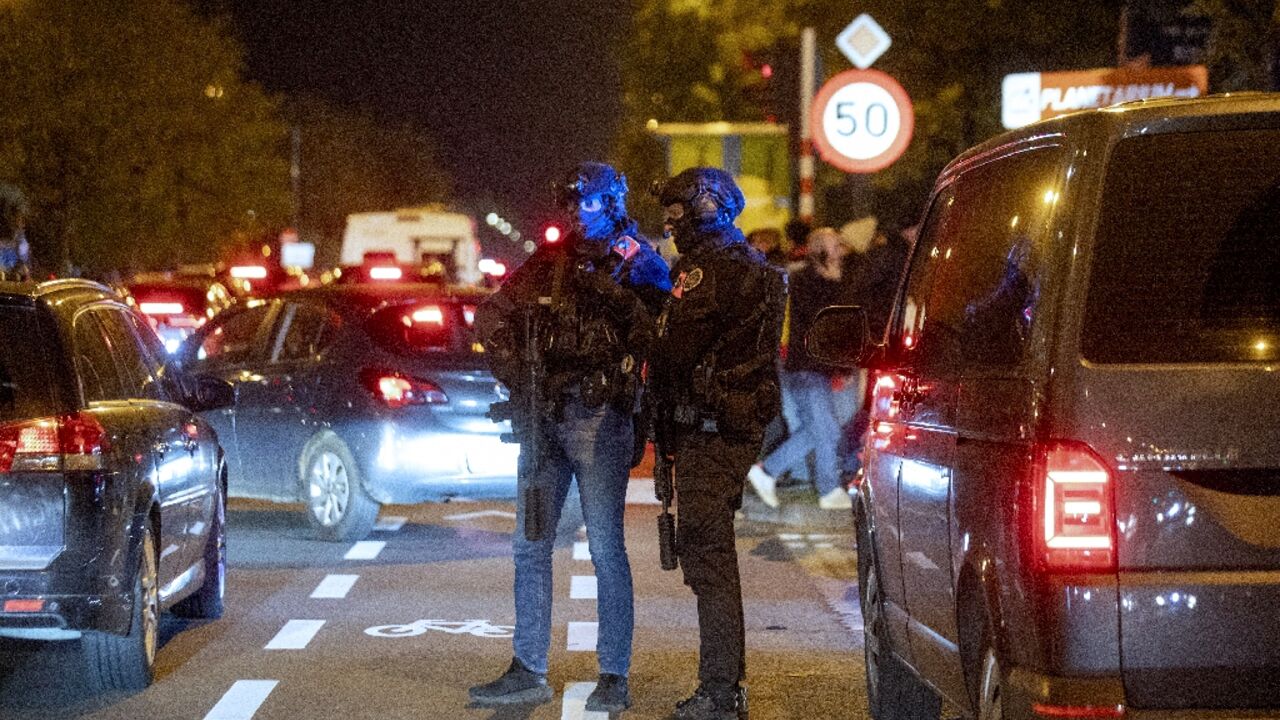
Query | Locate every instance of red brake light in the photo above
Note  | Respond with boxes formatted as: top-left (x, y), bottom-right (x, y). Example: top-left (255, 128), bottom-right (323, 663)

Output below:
top-left (544, 226), bottom-right (562, 243)
top-left (230, 265), bottom-right (269, 280)
top-left (139, 302), bottom-right (186, 316)
top-left (0, 413), bottom-right (108, 473)
top-left (369, 266), bottom-right (403, 281)
top-left (360, 370), bottom-right (448, 409)
top-left (408, 306), bottom-right (444, 325)
top-left (1036, 442), bottom-right (1116, 571)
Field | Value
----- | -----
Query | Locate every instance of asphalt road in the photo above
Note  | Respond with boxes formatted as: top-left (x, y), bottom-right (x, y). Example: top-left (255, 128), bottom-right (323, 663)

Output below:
top-left (0, 482), bottom-right (868, 720)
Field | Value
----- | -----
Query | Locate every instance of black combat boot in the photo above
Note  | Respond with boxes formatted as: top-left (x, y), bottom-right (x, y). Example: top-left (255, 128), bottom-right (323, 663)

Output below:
top-left (671, 685), bottom-right (746, 719)
top-left (468, 657), bottom-right (554, 706)
top-left (586, 673), bottom-right (631, 712)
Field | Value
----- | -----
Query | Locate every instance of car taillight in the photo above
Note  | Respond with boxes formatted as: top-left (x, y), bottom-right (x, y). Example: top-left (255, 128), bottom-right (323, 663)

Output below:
top-left (1036, 441), bottom-right (1116, 571)
top-left (139, 301), bottom-right (186, 316)
top-left (368, 266), bottom-right (403, 281)
top-left (407, 306), bottom-right (444, 326)
top-left (0, 413), bottom-right (108, 473)
top-left (230, 265), bottom-right (269, 280)
top-left (360, 370), bottom-right (448, 409)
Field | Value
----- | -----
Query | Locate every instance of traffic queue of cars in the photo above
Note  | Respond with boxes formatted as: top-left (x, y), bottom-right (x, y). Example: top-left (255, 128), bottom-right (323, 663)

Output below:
top-left (1, 263), bottom-right (518, 693)
top-left (809, 93), bottom-right (1280, 720)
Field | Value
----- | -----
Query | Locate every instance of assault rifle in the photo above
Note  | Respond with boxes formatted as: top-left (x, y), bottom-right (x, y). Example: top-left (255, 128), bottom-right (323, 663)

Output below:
top-left (653, 427), bottom-right (679, 571)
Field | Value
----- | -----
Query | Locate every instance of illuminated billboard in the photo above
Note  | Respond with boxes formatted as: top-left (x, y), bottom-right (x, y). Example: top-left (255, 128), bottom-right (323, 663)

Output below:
top-left (1001, 65), bottom-right (1208, 129)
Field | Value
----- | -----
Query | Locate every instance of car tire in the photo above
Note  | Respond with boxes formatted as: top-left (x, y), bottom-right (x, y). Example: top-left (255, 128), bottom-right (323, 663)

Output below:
top-left (172, 487), bottom-right (226, 620)
top-left (83, 519), bottom-right (159, 693)
top-left (301, 434), bottom-right (379, 542)
top-left (858, 516), bottom-right (941, 720)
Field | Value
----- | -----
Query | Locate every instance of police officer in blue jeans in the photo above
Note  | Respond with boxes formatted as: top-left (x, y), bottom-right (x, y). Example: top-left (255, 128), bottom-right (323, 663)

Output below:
top-left (471, 162), bottom-right (670, 712)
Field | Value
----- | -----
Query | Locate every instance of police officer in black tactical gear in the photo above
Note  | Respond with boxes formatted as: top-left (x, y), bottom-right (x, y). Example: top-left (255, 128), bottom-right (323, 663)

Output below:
top-left (649, 167), bottom-right (787, 720)
top-left (470, 161), bottom-right (670, 713)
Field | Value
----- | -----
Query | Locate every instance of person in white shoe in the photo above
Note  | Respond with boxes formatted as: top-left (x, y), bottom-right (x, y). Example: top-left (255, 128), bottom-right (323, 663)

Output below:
top-left (748, 226), bottom-right (862, 511)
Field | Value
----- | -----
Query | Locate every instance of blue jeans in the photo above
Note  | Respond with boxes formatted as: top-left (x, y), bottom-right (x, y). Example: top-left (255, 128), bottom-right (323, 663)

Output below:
top-left (762, 370), bottom-right (842, 495)
top-left (512, 397), bottom-right (634, 677)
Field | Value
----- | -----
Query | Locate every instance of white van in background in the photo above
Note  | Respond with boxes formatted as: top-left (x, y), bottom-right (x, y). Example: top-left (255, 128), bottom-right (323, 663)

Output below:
top-left (341, 207), bottom-right (480, 285)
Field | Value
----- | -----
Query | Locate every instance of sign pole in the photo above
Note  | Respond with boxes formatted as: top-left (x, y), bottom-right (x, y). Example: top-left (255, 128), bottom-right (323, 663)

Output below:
top-left (798, 27), bottom-right (817, 224)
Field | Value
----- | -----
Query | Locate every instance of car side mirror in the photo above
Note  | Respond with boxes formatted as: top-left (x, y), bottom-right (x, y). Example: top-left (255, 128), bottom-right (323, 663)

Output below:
top-left (805, 305), bottom-right (879, 368)
top-left (186, 374), bottom-right (235, 412)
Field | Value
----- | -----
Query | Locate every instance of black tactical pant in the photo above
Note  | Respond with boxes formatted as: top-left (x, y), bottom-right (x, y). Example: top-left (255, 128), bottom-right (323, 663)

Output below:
top-left (675, 431), bottom-right (760, 696)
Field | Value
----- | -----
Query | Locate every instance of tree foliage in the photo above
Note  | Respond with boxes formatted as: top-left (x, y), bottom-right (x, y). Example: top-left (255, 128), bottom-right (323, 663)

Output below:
top-left (0, 0), bottom-right (290, 274)
top-left (618, 0), bottom-right (1122, 222)
top-left (1188, 0), bottom-right (1280, 90)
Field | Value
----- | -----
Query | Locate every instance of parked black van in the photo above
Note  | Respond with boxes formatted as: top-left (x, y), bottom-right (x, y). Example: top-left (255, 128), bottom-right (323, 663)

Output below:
top-left (0, 279), bottom-right (233, 692)
top-left (811, 94), bottom-right (1280, 719)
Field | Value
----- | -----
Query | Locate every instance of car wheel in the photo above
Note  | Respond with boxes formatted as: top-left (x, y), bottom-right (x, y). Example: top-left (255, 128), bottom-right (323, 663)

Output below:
top-left (301, 434), bottom-right (379, 542)
top-left (858, 518), bottom-right (941, 720)
top-left (83, 519), bottom-right (158, 693)
top-left (172, 487), bottom-right (226, 619)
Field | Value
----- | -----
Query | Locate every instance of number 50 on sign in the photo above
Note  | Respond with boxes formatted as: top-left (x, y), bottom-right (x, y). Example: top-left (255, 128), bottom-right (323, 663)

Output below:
top-left (812, 69), bottom-right (914, 174)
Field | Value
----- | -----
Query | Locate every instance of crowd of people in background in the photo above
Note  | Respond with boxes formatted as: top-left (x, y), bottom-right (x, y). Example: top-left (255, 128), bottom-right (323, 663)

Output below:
top-left (743, 207), bottom-right (917, 511)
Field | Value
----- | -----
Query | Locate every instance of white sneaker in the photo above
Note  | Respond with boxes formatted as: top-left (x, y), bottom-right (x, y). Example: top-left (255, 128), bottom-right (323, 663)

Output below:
top-left (818, 486), bottom-right (853, 510)
top-left (746, 464), bottom-right (780, 508)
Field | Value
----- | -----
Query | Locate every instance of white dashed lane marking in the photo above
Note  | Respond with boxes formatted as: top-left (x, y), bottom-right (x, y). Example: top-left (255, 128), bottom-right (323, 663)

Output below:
top-left (310, 574), bottom-right (359, 599)
top-left (265, 620), bottom-right (326, 650)
top-left (204, 680), bottom-right (278, 720)
top-left (626, 478), bottom-right (660, 505)
top-left (573, 541), bottom-right (591, 561)
top-left (344, 540), bottom-right (386, 560)
top-left (374, 515), bottom-right (407, 532)
top-left (569, 575), bottom-right (598, 600)
top-left (560, 681), bottom-right (610, 720)
top-left (566, 622), bottom-right (598, 651)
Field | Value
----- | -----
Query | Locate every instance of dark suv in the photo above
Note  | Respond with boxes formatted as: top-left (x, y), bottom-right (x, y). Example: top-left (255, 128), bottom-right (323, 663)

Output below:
top-left (0, 279), bottom-right (233, 692)
top-left (812, 94), bottom-right (1280, 719)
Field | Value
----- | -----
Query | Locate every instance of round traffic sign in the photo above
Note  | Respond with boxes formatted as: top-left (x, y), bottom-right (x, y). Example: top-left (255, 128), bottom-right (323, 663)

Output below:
top-left (811, 69), bottom-right (914, 173)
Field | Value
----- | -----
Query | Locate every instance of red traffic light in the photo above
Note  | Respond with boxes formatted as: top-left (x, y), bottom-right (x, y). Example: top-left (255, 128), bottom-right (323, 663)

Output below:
top-left (544, 226), bottom-right (562, 243)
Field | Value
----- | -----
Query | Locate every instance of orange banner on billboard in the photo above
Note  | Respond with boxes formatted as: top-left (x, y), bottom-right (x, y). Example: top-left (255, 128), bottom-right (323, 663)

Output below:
top-left (1002, 65), bottom-right (1208, 129)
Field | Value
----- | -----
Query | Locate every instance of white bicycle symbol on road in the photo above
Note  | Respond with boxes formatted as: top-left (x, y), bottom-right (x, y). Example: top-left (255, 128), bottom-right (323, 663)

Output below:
top-left (365, 619), bottom-right (515, 639)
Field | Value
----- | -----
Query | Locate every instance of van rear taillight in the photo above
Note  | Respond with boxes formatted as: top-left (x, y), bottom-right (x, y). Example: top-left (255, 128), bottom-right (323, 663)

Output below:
top-left (1036, 442), bottom-right (1116, 571)
top-left (0, 413), bottom-right (108, 473)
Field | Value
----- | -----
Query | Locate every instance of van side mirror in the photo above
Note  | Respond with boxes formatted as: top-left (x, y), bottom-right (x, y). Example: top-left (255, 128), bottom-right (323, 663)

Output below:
top-left (805, 305), bottom-right (878, 368)
top-left (186, 375), bottom-right (235, 412)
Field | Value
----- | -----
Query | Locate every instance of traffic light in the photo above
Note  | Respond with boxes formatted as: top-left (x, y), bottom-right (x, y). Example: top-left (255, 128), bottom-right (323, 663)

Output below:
top-left (543, 225), bottom-right (562, 243)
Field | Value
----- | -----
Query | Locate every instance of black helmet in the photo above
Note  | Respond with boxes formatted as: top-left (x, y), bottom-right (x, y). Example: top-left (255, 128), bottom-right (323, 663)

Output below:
top-left (651, 167), bottom-right (744, 234)
top-left (552, 161), bottom-right (629, 219)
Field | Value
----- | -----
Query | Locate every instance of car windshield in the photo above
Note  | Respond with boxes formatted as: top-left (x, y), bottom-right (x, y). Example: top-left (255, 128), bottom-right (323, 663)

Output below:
top-left (1083, 128), bottom-right (1280, 364)
top-left (0, 305), bottom-right (55, 423)
top-left (364, 299), bottom-right (481, 356)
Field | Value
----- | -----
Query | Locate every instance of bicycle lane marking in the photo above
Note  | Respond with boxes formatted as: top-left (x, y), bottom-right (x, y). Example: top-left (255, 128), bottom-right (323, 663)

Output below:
top-left (573, 541), bottom-right (590, 560)
top-left (311, 574), bottom-right (359, 599)
top-left (265, 620), bottom-right (326, 650)
top-left (203, 680), bottom-right (278, 720)
top-left (566, 621), bottom-right (598, 651)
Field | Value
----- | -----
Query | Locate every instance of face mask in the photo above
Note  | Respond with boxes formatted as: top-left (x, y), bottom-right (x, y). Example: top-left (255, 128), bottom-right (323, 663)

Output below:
top-left (573, 194), bottom-right (614, 242)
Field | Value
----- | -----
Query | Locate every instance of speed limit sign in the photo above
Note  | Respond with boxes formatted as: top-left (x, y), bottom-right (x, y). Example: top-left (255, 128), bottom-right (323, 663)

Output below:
top-left (811, 69), bottom-right (914, 173)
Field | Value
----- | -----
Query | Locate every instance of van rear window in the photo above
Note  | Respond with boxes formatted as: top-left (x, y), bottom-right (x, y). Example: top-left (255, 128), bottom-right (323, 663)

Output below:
top-left (1083, 129), bottom-right (1280, 364)
top-left (0, 306), bottom-right (54, 422)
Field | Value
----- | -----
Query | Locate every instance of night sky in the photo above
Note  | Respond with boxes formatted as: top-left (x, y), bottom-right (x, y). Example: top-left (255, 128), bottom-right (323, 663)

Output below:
top-left (222, 0), bottom-right (630, 235)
